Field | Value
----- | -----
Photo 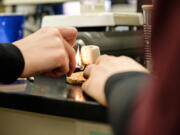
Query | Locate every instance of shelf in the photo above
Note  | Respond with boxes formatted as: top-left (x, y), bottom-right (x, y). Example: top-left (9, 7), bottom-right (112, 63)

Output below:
top-left (42, 12), bottom-right (143, 27)
top-left (114, 12), bottom-right (143, 26)
top-left (42, 13), bottom-right (115, 28)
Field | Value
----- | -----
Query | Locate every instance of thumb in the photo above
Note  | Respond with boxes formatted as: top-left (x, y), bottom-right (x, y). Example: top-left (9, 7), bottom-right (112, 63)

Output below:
top-left (57, 27), bottom-right (78, 47)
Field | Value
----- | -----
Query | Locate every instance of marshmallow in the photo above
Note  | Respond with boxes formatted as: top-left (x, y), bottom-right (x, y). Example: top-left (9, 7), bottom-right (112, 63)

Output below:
top-left (81, 45), bottom-right (100, 65)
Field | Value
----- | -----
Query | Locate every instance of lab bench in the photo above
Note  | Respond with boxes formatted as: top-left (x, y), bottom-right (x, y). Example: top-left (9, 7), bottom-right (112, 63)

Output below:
top-left (0, 76), bottom-right (112, 135)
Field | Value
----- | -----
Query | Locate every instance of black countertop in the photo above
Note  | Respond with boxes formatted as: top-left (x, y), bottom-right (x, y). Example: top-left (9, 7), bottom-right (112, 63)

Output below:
top-left (0, 76), bottom-right (107, 123)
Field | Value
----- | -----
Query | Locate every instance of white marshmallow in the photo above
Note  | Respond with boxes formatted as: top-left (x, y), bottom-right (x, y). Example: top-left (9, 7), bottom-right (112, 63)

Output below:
top-left (81, 45), bottom-right (101, 65)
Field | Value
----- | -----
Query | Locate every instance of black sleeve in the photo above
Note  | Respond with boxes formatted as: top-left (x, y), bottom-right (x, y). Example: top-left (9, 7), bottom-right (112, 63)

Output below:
top-left (105, 72), bottom-right (149, 135)
top-left (0, 43), bottom-right (25, 84)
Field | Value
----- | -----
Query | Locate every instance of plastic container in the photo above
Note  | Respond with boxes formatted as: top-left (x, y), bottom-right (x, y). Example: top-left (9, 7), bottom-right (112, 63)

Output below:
top-left (0, 14), bottom-right (25, 43)
top-left (0, 14), bottom-right (26, 90)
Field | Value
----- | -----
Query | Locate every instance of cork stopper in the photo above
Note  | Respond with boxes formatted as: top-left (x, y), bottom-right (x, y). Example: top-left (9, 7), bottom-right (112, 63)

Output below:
top-left (142, 5), bottom-right (153, 9)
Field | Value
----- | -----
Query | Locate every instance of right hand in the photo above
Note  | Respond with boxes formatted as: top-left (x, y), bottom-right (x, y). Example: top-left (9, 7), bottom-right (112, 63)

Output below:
top-left (13, 27), bottom-right (78, 78)
top-left (82, 55), bottom-right (148, 106)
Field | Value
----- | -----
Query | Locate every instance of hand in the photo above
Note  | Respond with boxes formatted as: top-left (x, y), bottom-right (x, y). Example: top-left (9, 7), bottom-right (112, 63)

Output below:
top-left (14, 27), bottom-right (78, 78)
top-left (82, 55), bottom-right (148, 106)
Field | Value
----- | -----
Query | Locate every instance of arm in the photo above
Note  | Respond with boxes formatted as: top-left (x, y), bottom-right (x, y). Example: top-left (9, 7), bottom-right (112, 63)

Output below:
top-left (83, 0), bottom-right (180, 134)
top-left (0, 27), bottom-right (77, 84)
top-left (0, 44), bottom-right (24, 84)
top-left (82, 55), bottom-right (149, 134)
top-left (105, 72), bottom-right (149, 135)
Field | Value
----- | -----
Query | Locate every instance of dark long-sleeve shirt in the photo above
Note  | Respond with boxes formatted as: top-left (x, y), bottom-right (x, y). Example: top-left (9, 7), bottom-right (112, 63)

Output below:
top-left (105, 72), bottom-right (149, 135)
top-left (0, 44), bottom-right (24, 84)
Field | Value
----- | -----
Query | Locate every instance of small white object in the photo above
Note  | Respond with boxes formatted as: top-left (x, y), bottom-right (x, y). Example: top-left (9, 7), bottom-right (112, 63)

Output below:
top-left (81, 45), bottom-right (100, 65)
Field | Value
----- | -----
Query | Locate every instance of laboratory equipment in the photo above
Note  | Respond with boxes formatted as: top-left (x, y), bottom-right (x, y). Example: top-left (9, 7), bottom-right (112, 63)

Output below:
top-left (142, 5), bottom-right (153, 72)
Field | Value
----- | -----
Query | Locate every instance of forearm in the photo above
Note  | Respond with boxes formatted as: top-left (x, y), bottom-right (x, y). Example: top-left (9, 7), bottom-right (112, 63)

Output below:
top-left (105, 72), bottom-right (149, 135)
top-left (0, 44), bottom-right (24, 84)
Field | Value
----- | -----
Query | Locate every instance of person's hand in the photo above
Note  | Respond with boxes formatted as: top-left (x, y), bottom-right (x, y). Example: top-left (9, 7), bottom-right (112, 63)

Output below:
top-left (82, 55), bottom-right (148, 106)
top-left (13, 27), bottom-right (78, 78)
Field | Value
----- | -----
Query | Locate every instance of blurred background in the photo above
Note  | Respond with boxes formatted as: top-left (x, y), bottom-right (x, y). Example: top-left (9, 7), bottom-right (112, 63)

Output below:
top-left (0, 0), bottom-right (152, 36)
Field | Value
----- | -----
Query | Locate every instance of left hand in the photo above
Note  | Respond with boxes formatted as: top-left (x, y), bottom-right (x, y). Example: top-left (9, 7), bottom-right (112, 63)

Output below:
top-left (14, 27), bottom-right (77, 78)
top-left (82, 55), bottom-right (148, 106)
top-left (42, 27), bottom-right (78, 77)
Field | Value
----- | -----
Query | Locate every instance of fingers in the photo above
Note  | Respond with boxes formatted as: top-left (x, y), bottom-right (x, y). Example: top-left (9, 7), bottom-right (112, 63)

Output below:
top-left (82, 78), bottom-right (108, 107)
top-left (43, 72), bottom-right (65, 78)
top-left (82, 65), bottom-right (95, 92)
top-left (57, 27), bottom-right (78, 47)
top-left (82, 81), bottom-right (87, 91)
top-left (40, 27), bottom-right (77, 77)
top-left (82, 79), bottom-right (91, 93)
top-left (63, 39), bottom-right (76, 76)
top-left (43, 65), bottom-right (69, 78)
top-left (58, 27), bottom-right (77, 76)
top-left (44, 47), bottom-right (70, 78)
top-left (83, 64), bottom-right (95, 79)
top-left (46, 29), bottom-right (76, 77)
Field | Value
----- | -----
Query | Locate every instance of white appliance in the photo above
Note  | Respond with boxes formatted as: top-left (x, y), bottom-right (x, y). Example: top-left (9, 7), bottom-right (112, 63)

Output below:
top-left (42, 12), bottom-right (143, 28)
